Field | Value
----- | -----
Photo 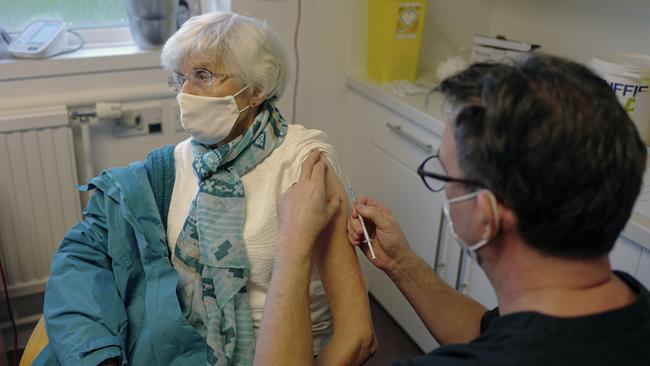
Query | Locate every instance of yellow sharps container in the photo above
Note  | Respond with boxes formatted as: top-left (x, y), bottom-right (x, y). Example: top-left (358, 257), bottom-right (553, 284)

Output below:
top-left (367, 0), bottom-right (427, 83)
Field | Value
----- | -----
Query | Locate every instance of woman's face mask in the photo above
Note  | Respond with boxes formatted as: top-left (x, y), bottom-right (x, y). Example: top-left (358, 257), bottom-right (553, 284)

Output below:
top-left (443, 189), bottom-right (500, 260)
top-left (177, 85), bottom-right (249, 145)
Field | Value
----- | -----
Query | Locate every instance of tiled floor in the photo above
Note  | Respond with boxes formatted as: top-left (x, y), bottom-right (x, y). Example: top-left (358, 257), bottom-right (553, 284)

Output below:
top-left (365, 295), bottom-right (425, 365)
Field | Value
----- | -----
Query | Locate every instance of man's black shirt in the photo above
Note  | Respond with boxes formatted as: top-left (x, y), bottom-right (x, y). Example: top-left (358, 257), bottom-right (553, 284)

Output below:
top-left (395, 271), bottom-right (650, 365)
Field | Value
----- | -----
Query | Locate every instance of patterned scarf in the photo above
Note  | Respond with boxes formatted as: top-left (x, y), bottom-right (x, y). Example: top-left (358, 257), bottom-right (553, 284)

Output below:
top-left (172, 100), bottom-right (287, 365)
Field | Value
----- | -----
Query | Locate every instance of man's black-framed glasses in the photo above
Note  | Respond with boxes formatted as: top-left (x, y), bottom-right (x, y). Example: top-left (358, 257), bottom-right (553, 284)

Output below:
top-left (417, 155), bottom-right (483, 192)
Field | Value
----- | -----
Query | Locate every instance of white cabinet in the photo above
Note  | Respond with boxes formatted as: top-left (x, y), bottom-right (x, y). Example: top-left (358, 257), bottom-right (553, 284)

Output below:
top-left (347, 89), bottom-right (443, 352)
top-left (610, 236), bottom-right (650, 289)
top-left (365, 144), bottom-right (440, 266)
top-left (610, 237), bottom-right (643, 275)
top-left (456, 251), bottom-right (498, 309)
top-left (634, 249), bottom-right (650, 289)
top-left (433, 214), bottom-right (462, 288)
top-left (438, 221), bottom-right (498, 309)
top-left (360, 131), bottom-right (444, 353)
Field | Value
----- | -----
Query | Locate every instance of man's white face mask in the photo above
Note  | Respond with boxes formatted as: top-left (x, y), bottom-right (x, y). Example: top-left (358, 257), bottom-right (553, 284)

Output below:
top-left (443, 189), bottom-right (500, 260)
top-left (176, 85), bottom-right (250, 145)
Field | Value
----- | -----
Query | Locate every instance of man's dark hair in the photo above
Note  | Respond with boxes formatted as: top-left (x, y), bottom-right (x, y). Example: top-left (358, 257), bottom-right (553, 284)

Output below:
top-left (438, 54), bottom-right (647, 259)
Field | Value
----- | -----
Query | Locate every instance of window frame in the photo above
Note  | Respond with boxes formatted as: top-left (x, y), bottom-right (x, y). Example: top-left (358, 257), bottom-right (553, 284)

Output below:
top-left (0, 0), bottom-right (230, 82)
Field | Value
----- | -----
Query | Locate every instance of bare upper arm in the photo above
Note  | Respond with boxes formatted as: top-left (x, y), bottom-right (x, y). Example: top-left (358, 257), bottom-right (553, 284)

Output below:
top-left (313, 159), bottom-right (372, 331)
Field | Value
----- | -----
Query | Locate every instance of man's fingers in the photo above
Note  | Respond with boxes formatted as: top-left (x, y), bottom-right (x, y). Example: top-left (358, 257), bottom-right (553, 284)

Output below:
top-left (298, 149), bottom-right (321, 182)
top-left (351, 207), bottom-right (359, 219)
top-left (349, 215), bottom-right (364, 236)
top-left (357, 195), bottom-right (379, 207)
top-left (357, 196), bottom-right (388, 211)
top-left (347, 218), bottom-right (362, 245)
top-left (355, 204), bottom-right (389, 230)
top-left (348, 215), bottom-right (366, 244)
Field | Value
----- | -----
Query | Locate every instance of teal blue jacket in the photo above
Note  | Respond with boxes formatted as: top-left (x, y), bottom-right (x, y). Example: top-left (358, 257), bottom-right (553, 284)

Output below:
top-left (34, 146), bottom-right (207, 365)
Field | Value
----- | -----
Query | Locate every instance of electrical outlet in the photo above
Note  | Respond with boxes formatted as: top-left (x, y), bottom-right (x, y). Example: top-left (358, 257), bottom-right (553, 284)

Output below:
top-left (112, 103), bottom-right (164, 138)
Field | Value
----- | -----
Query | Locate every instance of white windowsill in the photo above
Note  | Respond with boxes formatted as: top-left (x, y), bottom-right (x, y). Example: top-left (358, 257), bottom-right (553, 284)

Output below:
top-left (0, 27), bottom-right (163, 82)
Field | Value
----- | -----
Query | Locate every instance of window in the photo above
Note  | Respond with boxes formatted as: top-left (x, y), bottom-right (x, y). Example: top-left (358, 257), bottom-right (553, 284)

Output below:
top-left (0, 0), bottom-right (129, 33)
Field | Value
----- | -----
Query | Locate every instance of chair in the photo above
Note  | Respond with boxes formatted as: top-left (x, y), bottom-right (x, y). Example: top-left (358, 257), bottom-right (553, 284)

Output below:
top-left (19, 316), bottom-right (48, 366)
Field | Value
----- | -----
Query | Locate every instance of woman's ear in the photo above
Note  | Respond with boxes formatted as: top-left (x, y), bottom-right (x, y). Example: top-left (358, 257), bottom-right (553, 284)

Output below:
top-left (249, 97), bottom-right (262, 108)
top-left (248, 88), bottom-right (264, 108)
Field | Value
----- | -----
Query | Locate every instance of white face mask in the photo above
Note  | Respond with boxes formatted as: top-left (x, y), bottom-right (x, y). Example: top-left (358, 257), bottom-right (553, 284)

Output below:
top-left (443, 189), bottom-right (500, 260)
top-left (176, 85), bottom-right (250, 145)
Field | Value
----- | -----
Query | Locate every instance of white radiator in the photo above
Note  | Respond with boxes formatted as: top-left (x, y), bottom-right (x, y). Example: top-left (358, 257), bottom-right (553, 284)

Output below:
top-left (0, 105), bottom-right (81, 298)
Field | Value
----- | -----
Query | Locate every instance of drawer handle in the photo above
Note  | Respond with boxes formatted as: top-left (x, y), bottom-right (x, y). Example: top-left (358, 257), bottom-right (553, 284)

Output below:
top-left (433, 207), bottom-right (446, 273)
top-left (385, 123), bottom-right (433, 153)
top-left (455, 248), bottom-right (467, 291)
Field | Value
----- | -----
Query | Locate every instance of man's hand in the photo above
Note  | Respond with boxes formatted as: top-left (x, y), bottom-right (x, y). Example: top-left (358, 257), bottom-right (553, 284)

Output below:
top-left (347, 196), bottom-right (413, 274)
top-left (277, 150), bottom-right (342, 260)
top-left (348, 196), bottom-right (488, 346)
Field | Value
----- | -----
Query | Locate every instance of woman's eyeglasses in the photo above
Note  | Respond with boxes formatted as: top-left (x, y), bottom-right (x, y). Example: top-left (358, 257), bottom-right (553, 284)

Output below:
top-left (417, 155), bottom-right (483, 192)
top-left (168, 68), bottom-right (230, 93)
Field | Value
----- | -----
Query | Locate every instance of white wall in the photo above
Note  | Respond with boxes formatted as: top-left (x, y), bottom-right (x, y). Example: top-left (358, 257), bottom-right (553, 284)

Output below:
top-left (231, 0), bottom-right (313, 127)
top-left (418, 0), bottom-right (494, 73)
top-left (490, 0), bottom-right (650, 63)
top-left (232, 0), bottom-right (354, 160)
top-left (304, 1), bottom-right (357, 158)
top-left (418, 0), bottom-right (650, 72)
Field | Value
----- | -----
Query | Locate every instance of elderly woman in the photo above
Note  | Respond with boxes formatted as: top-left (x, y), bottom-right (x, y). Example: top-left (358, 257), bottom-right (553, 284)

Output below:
top-left (35, 12), bottom-right (374, 366)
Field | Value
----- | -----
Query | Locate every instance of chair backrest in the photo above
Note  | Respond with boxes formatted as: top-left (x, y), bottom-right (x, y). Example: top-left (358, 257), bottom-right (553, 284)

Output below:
top-left (19, 316), bottom-right (48, 366)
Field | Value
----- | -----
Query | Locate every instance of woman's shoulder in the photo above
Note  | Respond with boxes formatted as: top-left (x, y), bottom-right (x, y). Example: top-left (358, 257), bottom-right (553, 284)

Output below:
top-left (280, 124), bottom-right (342, 177)
top-left (282, 124), bottom-right (336, 157)
top-left (285, 123), bottom-right (329, 140)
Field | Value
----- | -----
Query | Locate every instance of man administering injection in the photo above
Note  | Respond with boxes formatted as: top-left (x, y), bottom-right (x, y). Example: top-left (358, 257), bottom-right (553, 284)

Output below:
top-left (259, 54), bottom-right (650, 365)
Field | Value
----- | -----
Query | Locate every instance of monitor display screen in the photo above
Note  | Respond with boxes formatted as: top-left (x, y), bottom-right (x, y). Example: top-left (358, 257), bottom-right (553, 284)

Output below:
top-left (30, 23), bottom-right (59, 44)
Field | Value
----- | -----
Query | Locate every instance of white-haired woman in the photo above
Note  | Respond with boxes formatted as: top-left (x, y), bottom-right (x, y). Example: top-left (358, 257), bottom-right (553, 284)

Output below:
top-left (37, 11), bottom-right (374, 366)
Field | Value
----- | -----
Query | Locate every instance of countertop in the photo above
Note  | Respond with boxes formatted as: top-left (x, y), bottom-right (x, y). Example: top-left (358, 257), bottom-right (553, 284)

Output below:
top-left (346, 74), bottom-right (650, 251)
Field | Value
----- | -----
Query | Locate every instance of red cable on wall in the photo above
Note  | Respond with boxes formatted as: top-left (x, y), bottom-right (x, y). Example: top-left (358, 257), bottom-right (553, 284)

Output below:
top-left (292, 0), bottom-right (302, 123)
top-left (0, 257), bottom-right (18, 366)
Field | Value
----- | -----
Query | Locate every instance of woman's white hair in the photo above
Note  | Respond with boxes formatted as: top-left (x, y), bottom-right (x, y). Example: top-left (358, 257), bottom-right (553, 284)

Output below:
top-left (161, 12), bottom-right (290, 100)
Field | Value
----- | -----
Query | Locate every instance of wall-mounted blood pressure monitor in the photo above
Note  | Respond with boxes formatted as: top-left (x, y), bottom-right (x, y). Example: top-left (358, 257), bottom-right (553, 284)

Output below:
top-left (8, 20), bottom-right (68, 59)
